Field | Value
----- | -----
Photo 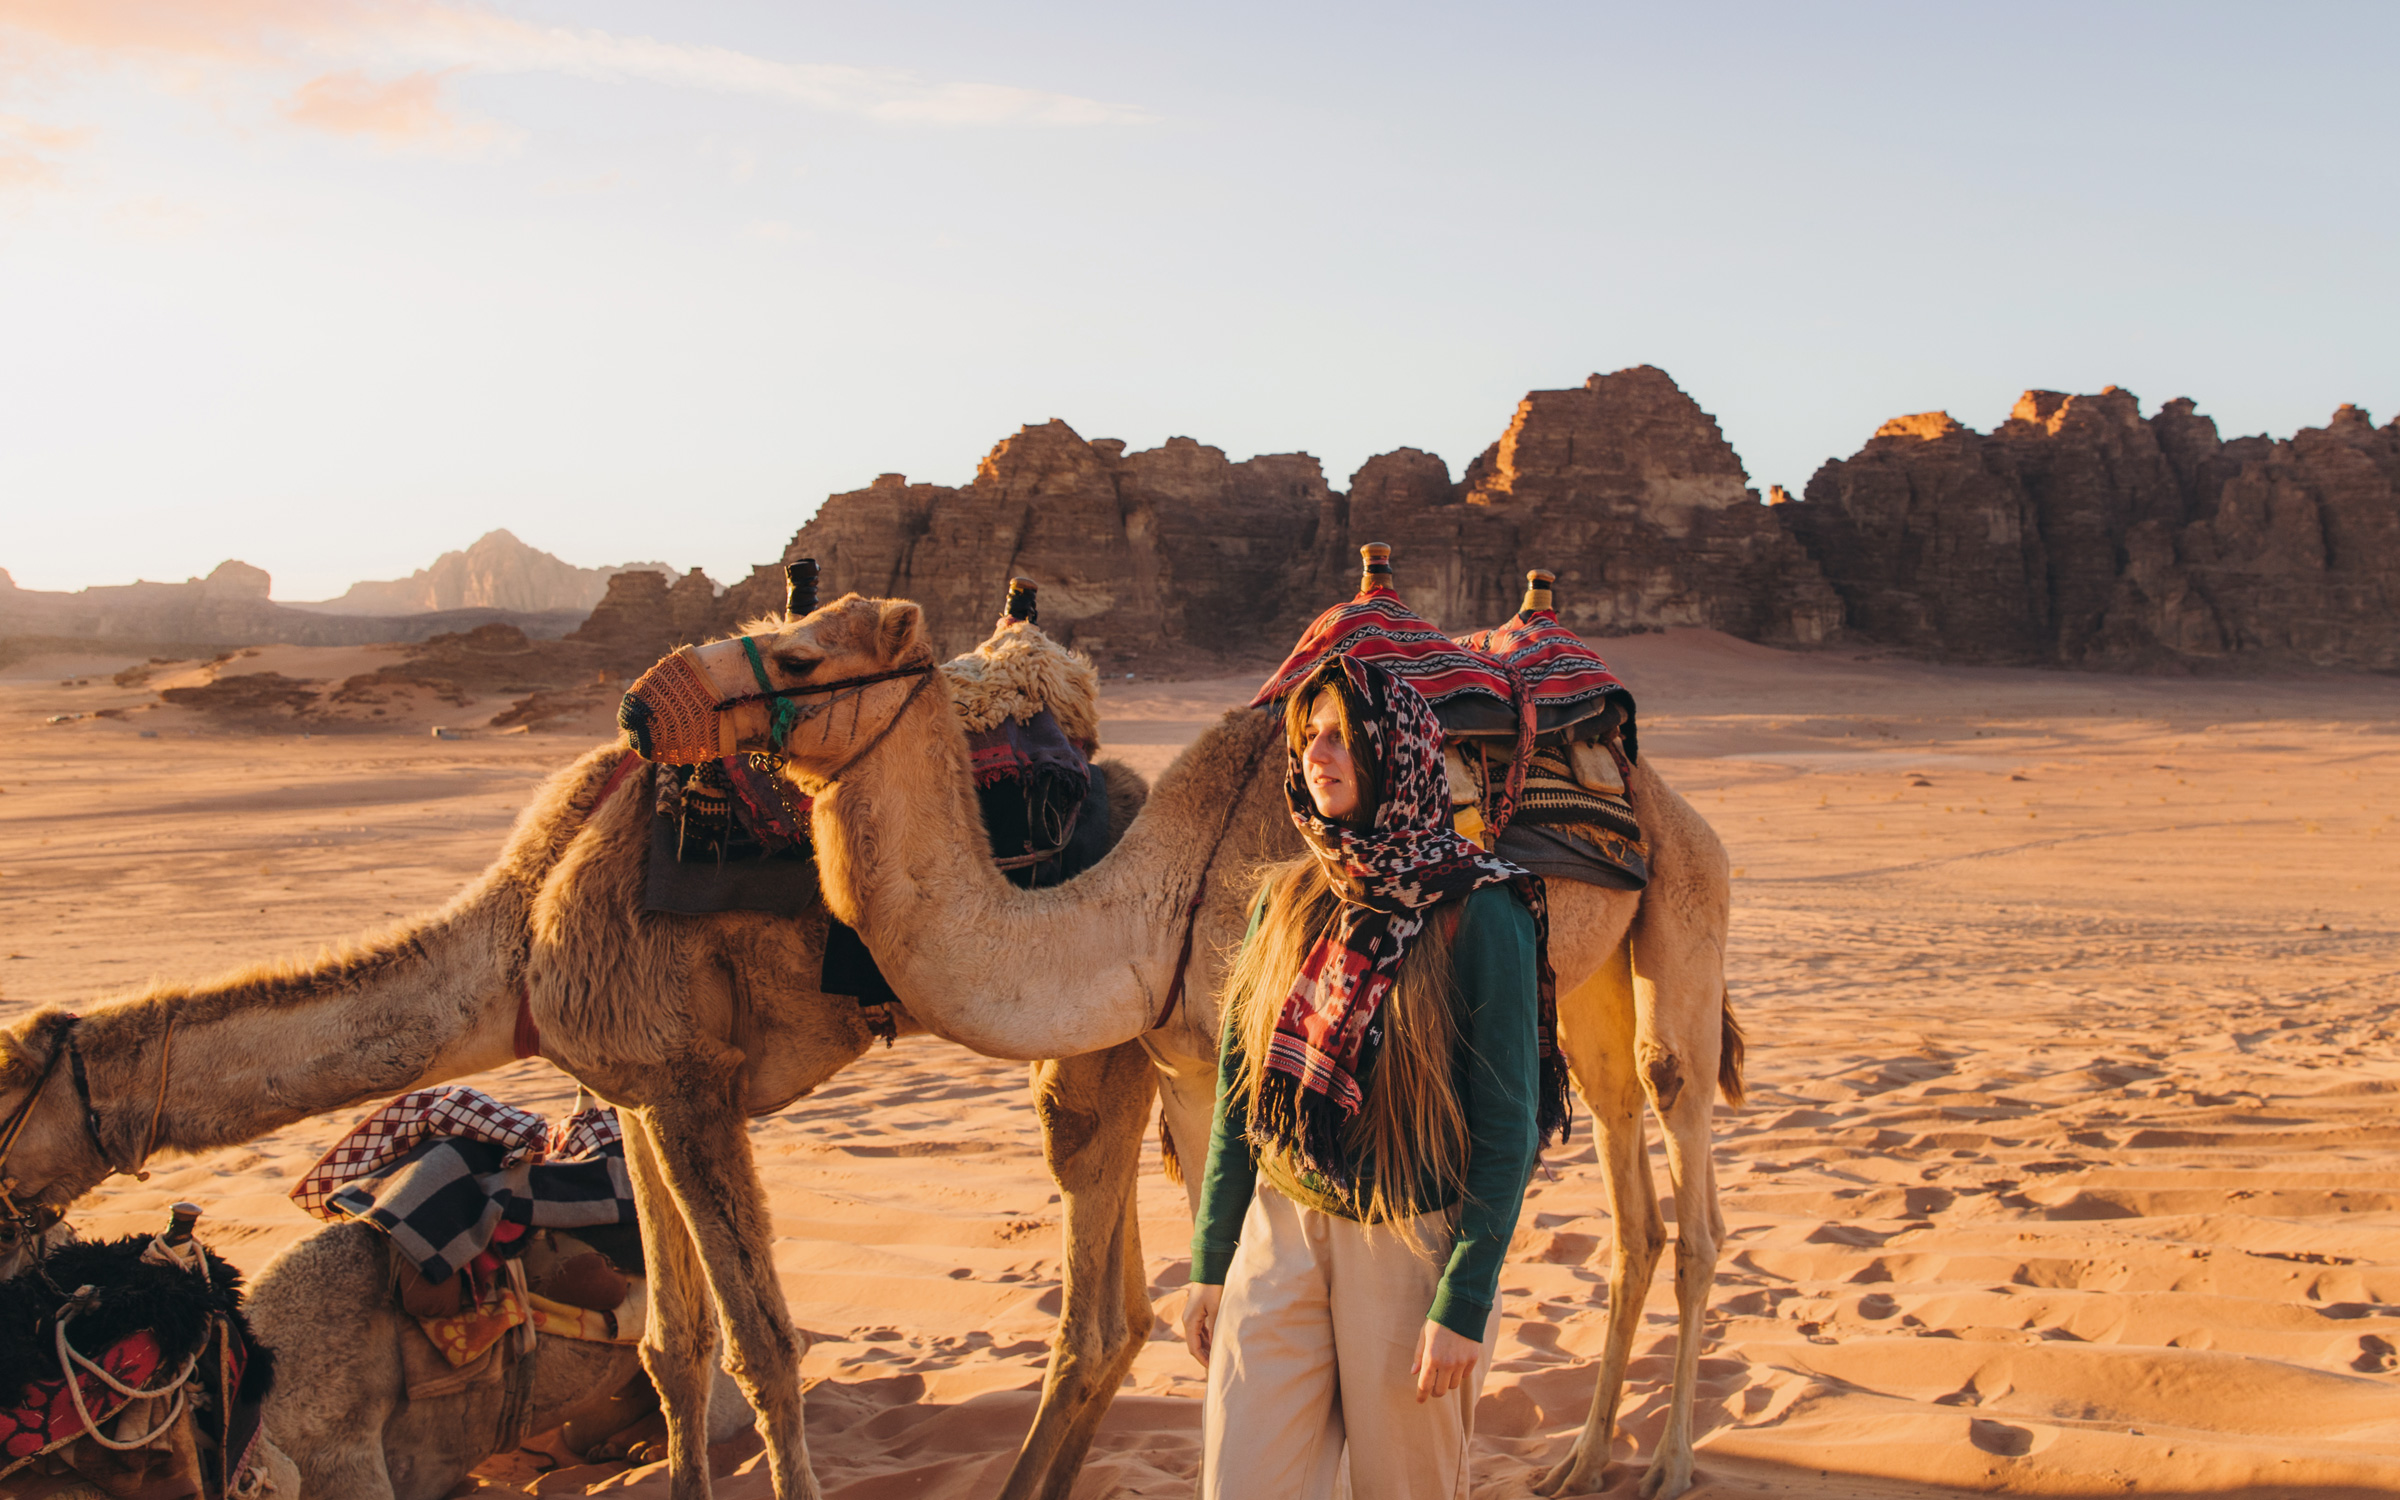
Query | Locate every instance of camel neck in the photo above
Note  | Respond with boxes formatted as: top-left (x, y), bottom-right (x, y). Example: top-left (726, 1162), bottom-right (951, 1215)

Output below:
top-left (69, 867), bottom-right (533, 1171)
top-left (808, 686), bottom-right (1284, 1061)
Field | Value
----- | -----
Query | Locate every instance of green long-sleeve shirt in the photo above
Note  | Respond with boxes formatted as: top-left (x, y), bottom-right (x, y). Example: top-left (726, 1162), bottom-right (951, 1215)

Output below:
top-left (1189, 883), bottom-right (1541, 1340)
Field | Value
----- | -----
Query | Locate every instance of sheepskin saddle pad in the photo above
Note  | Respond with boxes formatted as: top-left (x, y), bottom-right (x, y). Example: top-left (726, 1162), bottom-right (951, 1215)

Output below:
top-left (1, 1232), bottom-right (275, 1495)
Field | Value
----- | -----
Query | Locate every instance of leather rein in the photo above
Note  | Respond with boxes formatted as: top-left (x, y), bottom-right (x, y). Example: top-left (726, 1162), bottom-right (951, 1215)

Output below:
top-left (0, 1010), bottom-right (174, 1239)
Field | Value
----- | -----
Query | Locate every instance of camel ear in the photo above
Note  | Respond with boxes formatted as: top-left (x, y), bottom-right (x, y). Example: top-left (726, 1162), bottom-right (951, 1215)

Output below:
top-left (876, 600), bottom-right (926, 663)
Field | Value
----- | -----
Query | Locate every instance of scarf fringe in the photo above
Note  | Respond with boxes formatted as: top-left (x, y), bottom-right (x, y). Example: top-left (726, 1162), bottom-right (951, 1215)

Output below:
top-left (1245, 1070), bottom-right (1362, 1195)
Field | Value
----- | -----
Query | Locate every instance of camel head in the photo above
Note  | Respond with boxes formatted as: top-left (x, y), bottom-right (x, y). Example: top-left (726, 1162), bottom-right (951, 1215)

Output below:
top-left (618, 593), bottom-right (935, 767)
top-left (0, 1008), bottom-right (111, 1242)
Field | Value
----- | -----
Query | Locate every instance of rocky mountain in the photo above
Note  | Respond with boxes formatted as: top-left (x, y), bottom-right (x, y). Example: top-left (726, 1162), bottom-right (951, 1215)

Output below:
top-left (22, 372), bottom-right (2383, 679)
top-left (1785, 390), bottom-right (2400, 670)
top-left (779, 366), bottom-right (1840, 663)
top-left (299, 529), bottom-right (669, 616)
top-left (0, 559), bottom-right (587, 648)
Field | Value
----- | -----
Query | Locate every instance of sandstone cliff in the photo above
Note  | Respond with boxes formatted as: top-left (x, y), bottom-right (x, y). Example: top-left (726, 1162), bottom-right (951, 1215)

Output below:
top-left (1786, 389), bottom-right (2400, 670)
top-left (781, 366), bottom-right (1837, 662)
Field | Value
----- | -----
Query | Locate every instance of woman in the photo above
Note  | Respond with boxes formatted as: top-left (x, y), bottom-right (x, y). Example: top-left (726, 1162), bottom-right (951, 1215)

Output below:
top-left (1180, 653), bottom-right (1568, 1499)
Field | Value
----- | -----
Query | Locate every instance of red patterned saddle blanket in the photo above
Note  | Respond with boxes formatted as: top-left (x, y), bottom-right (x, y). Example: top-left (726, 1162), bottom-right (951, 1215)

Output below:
top-left (1252, 583), bottom-right (1646, 888)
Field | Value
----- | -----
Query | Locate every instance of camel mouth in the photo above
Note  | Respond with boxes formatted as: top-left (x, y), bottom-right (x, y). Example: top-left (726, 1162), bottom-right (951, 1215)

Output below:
top-left (618, 646), bottom-right (733, 765)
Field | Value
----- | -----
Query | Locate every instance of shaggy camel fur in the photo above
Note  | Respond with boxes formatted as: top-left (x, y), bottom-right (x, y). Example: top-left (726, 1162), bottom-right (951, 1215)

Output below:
top-left (0, 622), bottom-right (1151, 1500)
top-left (675, 594), bottom-right (1740, 1500)
top-left (246, 1220), bottom-right (751, 1499)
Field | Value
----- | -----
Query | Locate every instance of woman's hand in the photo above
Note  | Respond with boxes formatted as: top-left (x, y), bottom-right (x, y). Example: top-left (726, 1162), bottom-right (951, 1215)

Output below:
top-left (1412, 1320), bottom-right (1481, 1402)
top-left (1182, 1282), bottom-right (1225, 1367)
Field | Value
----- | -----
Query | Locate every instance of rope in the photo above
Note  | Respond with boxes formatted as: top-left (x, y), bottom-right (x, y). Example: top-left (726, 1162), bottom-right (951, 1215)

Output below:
top-left (54, 1296), bottom-right (202, 1451)
top-left (130, 1014), bottom-right (173, 1183)
top-left (739, 636), bottom-right (802, 749)
top-left (1154, 723), bottom-right (1277, 1029)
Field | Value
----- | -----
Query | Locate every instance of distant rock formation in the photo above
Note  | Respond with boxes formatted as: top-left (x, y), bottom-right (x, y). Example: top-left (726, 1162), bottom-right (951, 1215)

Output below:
top-left (27, 371), bottom-right (2385, 679)
top-left (782, 366), bottom-right (1838, 661)
top-left (566, 566), bottom-right (742, 667)
top-left (1785, 389), bottom-right (2400, 670)
top-left (0, 559), bottom-right (587, 649)
top-left (299, 529), bottom-right (668, 616)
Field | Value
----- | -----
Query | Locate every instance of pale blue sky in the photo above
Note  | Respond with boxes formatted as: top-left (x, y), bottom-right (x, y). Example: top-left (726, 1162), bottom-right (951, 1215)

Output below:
top-left (2, 1), bottom-right (2392, 599)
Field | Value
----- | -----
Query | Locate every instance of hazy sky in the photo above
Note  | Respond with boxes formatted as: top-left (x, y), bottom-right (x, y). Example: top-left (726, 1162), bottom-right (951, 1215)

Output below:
top-left (2, 1), bottom-right (2393, 599)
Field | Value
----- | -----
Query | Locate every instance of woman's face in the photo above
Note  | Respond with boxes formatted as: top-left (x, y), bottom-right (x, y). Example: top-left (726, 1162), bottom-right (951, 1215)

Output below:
top-left (1301, 691), bottom-right (1362, 822)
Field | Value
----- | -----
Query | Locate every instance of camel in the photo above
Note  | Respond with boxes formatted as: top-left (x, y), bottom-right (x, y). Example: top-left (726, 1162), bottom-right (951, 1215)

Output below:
top-left (642, 593), bottom-right (1740, 1500)
top-left (0, 622), bottom-right (1158, 1500)
top-left (246, 1219), bottom-right (753, 1498)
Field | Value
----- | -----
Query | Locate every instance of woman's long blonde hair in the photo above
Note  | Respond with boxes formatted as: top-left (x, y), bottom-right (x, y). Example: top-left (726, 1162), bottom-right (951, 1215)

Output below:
top-left (1222, 682), bottom-right (1470, 1226)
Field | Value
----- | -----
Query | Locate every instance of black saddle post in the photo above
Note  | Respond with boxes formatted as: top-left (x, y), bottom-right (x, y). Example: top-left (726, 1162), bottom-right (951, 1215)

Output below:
top-left (1004, 576), bottom-right (1038, 625)
top-left (785, 558), bottom-right (820, 616)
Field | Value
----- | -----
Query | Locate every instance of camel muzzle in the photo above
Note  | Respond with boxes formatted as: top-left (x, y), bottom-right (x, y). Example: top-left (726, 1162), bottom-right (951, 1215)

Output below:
top-left (620, 647), bottom-right (730, 766)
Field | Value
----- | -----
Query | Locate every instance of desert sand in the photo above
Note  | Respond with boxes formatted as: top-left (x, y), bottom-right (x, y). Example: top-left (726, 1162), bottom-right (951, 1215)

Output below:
top-left (4, 631), bottom-right (2397, 1498)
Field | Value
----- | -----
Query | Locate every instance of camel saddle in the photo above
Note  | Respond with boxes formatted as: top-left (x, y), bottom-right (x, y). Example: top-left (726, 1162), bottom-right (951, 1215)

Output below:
top-left (639, 618), bottom-right (1120, 1016)
top-left (1253, 586), bottom-right (1647, 890)
top-left (0, 1228), bottom-right (275, 1499)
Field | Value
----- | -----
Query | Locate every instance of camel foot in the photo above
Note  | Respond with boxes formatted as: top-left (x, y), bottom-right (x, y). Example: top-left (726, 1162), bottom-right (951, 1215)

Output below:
top-left (1636, 1449), bottom-right (1696, 1500)
top-left (1534, 1444), bottom-right (1612, 1496)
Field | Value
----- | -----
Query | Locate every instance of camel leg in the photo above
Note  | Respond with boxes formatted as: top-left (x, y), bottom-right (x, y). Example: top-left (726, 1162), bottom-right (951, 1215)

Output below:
top-left (1627, 890), bottom-right (1729, 1500)
top-left (999, 1040), bottom-right (1159, 1500)
top-left (1535, 942), bottom-right (1665, 1498)
top-left (624, 1110), bottom-right (726, 1500)
top-left (1145, 1038), bottom-right (1218, 1218)
top-left (638, 1064), bottom-right (822, 1500)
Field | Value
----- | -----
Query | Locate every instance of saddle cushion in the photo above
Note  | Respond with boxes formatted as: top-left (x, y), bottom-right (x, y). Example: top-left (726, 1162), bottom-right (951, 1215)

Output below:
top-left (1251, 587), bottom-right (1518, 725)
top-left (0, 1235), bottom-right (274, 1491)
top-left (1456, 605), bottom-right (1640, 756)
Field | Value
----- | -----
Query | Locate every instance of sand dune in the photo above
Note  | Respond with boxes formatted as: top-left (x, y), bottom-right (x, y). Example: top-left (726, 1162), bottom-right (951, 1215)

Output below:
top-left (3, 631), bottom-right (2396, 1497)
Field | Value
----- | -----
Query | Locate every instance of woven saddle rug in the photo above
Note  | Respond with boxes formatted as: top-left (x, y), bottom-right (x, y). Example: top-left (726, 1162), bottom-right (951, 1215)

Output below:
top-left (1255, 587), bottom-right (1647, 890)
top-left (289, 1088), bottom-right (648, 1374)
top-left (1, 1232), bottom-right (275, 1497)
top-left (291, 1087), bottom-right (636, 1287)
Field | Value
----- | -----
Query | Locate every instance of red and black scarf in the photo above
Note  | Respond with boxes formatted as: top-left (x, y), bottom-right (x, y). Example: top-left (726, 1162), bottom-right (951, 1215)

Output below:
top-left (1253, 654), bottom-right (1570, 1189)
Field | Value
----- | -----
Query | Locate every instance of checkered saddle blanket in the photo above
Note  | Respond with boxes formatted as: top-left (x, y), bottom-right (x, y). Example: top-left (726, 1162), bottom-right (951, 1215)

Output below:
top-left (291, 1088), bottom-right (634, 1286)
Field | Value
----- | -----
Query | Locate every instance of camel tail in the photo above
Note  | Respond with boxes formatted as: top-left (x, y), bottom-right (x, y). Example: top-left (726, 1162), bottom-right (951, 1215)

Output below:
top-left (1718, 988), bottom-right (1746, 1109)
top-left (1158, 1108), bottom-right (1184, 1186)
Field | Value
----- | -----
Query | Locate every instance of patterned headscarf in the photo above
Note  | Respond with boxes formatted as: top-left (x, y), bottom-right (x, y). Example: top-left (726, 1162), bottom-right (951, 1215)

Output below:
top-left (1255, 654), bottom-right (1569, 1188)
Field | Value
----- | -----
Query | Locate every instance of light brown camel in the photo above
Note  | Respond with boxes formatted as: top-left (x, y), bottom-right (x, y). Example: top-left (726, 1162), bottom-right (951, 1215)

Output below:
top-left (246, 1219), bottom-right (752, 1499)
top-left (652, 593), bottom-right (1741, 1499)
top-left (0, 627), bottom-right (1156, 1500)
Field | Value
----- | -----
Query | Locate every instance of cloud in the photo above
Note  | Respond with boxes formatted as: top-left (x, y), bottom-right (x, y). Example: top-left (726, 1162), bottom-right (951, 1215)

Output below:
top-left (0, 1), bottom-right (1149, 132)
top-left (415, 15), bottom-right (1153, 127)
top-left (0, 109), bottom-right (91, 188)
top-left (278, 67), bottom-right (486, 146)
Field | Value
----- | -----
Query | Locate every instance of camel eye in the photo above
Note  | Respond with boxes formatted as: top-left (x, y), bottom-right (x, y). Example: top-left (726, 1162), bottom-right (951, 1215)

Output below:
top-left (771, 653), bottom-right (822, 680)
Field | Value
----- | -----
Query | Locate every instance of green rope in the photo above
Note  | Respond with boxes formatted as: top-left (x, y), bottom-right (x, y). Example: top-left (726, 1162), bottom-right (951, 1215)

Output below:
top-left (740, 636), bottom-right (800, 750)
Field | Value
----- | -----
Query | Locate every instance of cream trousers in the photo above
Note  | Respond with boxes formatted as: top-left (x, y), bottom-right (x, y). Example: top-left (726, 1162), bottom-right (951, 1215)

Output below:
top-left (1201, 1185), bottom-right (1500, 1500)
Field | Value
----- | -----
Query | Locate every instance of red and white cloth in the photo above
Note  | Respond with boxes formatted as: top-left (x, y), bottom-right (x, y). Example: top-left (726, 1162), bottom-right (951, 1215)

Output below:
top-left (1251, 588), bottom-right (1516, 713)
top-left (1458, 604), bottom-right (1627, 714)
top-left (290, 1087), bottom-right (550, 1220)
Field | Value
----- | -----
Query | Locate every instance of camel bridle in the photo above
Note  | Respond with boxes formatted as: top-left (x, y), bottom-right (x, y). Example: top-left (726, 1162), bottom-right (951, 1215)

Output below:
top-left (753, 656), bottom-right (940, 781)
top-left (0, 1011), bottom-right (177, 1242)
